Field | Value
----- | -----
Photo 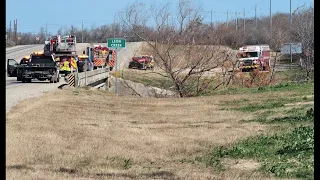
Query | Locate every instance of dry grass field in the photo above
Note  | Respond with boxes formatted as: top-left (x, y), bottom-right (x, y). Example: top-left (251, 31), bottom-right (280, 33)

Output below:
top-left (134, 42), bottom-right (236, 69)
top-left (5, 88), bottom-right (292, 180)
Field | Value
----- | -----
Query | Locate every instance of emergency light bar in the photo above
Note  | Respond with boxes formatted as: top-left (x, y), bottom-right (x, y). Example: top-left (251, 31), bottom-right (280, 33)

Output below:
top-left (32, 51), bottom-right (44, 55)
top-left (78, 55), bottom-right (88, 58)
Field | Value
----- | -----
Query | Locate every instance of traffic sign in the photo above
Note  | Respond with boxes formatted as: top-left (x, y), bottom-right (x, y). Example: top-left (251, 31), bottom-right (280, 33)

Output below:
top-left (107, 38), bottom-right (126, 48)
top-left (36, 37), bottom-right (40, 41)
top-left (281, 43), bottom-right (302, 54)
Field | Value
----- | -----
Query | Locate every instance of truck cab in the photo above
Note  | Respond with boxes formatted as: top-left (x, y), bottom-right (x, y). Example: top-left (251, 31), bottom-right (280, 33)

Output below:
top-left (20, 56), bottom-right (31, 65)
top-left (237, 45), bottom-right (271, 72)
top-left (7, 51), bottom-right (60, 83)
top-left (7, 56), bottom-right (31, 77)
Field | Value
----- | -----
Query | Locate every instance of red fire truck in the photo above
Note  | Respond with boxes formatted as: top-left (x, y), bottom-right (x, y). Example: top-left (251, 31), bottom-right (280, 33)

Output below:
top-left (237, 44), bottom-right (271, 72)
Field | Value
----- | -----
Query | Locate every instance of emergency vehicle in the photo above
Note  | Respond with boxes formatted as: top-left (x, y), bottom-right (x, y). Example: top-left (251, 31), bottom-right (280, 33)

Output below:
top-left (44, 35), bottom-right (78, 76)
top-left (7, 51), bottom-right (59, 83)
top-left (237, 44), bottom-right (271, 72)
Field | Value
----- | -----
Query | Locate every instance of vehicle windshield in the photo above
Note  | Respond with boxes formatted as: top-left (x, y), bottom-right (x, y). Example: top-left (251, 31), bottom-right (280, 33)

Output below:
top-left (238, 52), bottom-right (258, 58)
top-left (60, 37), bottom-right (75, 43)
top-left (30, 56), bottom-right (54, 63)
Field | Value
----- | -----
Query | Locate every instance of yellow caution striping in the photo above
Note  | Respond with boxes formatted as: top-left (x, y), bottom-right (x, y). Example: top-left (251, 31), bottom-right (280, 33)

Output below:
top-left (67, 73), bottom-right (75, 87)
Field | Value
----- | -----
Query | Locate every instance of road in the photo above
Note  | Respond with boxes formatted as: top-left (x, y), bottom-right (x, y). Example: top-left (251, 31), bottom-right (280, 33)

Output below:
top-left (6, 42), bottom-right (143, 112)
top-left (6, 43), bottom-right (90, 112)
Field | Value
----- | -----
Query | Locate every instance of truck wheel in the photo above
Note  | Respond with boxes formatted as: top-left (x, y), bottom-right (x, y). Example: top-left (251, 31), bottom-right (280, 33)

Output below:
top-left (17, 76), bottom-right (21, 81)
top-left (26, 79), bottom-right (31, 83)
top-left (53, 76), bottom-right (57, 83)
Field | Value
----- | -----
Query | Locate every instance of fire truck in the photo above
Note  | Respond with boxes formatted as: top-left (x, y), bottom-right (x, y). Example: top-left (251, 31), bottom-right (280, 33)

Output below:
top-left (92, 45), bottom-right (115, 71)
top-left (237, 44), bottom-right (271, 72)
top-left (93, 45), bottom-right (108, 69)
top-left (44, 35), bottom-right (78, 75)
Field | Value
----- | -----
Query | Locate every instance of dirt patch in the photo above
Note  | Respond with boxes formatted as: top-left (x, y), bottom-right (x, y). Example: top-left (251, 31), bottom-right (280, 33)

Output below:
top-left (222, 158), bottom-right (261, 171)
top-left (284, 101), bottom-right (314, 106)
top-left (6, 89), bottom-right (271, 179)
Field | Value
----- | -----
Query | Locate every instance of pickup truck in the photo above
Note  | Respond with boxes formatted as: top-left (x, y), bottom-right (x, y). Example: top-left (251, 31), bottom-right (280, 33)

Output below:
top-left (7, 52), bottom-right (60, 83)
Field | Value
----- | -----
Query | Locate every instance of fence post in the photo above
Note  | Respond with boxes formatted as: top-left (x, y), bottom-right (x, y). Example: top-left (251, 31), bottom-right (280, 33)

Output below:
top-left (105, 68), bottom-right (109, 91)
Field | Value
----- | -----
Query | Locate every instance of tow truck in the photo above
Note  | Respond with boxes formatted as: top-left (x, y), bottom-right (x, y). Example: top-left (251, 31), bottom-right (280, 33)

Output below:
top-left (44, 35), bottom-right (78, 76)
top-left (7, 51), bottom-right (60, 83)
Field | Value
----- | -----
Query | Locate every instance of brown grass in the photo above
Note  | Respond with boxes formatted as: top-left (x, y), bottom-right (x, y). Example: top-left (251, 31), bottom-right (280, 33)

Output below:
top-left (6, 89), bottom-right (278, 180)
top-left (135, 42), bottom-right (236, 69)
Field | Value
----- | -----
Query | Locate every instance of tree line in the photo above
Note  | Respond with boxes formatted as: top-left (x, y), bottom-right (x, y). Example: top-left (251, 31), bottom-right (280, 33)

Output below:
top-left (6, 2), bottom-right (313, 52)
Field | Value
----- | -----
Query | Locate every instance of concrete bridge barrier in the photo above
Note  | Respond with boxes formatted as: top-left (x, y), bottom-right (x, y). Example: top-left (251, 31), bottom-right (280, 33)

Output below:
top-left (77, 68), bottom-right (109, 87)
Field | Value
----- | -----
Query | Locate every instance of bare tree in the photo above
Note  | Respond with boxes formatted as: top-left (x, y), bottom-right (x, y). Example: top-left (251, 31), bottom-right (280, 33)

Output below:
top-left (291, 6), bottom-right (314, 81)
top-left (118, 0), bottom-right (235, 97)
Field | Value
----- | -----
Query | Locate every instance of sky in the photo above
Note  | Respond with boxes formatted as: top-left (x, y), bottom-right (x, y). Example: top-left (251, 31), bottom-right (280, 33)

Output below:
top-left (6, 0), bottom-right (313, 34)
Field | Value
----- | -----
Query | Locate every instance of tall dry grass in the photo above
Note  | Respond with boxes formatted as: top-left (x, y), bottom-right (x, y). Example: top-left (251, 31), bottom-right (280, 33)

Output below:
top-left (6, 89), bottom-right (276, 179)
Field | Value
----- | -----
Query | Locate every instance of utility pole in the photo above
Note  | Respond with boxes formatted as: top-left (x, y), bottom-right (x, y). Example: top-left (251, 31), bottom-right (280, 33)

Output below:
top-left (290, 0), bottom-right (292, 25)
top-left (45, 23), bottom-right (48, 37)
top-left (270, 0), bottom-right (272, 31)
top-left (14, 19), bottom-right (17, 44)
top-left (13, 20), bottom-right (15, 42)
top-left (235, 11), bottom-right (238, 31)
top-left (13, 20), bottom-right (15, 43)
top-left (226, 11), bottom-right (229, 29)
top-left (16, 19), bottom-right (17, 43)
top-left (255, 5), bottom-right (258, 29)
top-left (243, 9), bottom-right (246, 34)
top-left (82, 20), bottom-right (84, 43)
top-left (9, 21), bottom-right (11, 40)
top-left (210, 10), bottom-right (213, 28)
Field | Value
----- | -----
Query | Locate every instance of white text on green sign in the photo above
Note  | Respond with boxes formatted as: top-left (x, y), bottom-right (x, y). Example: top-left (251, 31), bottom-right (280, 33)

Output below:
top-left (108, 38), bottom-right (126, 48)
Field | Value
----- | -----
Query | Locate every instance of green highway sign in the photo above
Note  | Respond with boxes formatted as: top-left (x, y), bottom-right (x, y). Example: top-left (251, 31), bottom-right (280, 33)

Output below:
top-left (107, 38), bottom-right (126, 48)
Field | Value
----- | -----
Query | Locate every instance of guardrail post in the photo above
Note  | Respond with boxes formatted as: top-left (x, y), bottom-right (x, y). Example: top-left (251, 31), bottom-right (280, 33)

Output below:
top-left (85, 60), bottom-right (88, 86)
top-left (105, 77), bottom-right (109, 91)
top-left (75, 72), bottom-right (79, 88)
